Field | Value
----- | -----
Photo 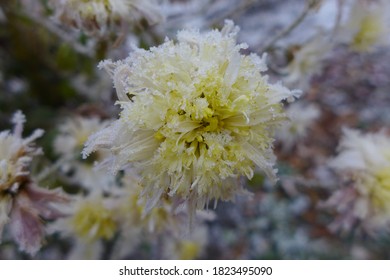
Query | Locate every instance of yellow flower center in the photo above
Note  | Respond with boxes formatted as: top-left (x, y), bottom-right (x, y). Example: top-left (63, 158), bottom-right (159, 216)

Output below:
top-left (149, 70), bottom-right (259, 194)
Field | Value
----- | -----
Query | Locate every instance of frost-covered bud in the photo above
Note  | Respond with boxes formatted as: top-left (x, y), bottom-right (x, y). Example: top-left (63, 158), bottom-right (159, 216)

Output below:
top-left (50, 0), bottom-right (164, 35)
top-left (0, 111), bottom-right (43, 193)
top-left (83, 20), bottom-right (300, 218)
top-left (322, 128), bottom-right (390, 235)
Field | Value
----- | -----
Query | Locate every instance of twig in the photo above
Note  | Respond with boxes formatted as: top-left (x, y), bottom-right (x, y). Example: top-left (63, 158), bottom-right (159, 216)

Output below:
top-left (258, 0), bottom-right (319, 53)
top-left (331, 0), bottom-right (345, 39)
top-left (208, 0), bottom-right (259, 27)
top-left (166, 0), bottom-right (259, 30)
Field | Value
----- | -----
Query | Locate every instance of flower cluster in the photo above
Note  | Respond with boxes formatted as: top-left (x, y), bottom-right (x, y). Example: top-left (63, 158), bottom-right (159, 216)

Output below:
top-left (0, 111), bottom-right (68, 255)
top-left (83, 20), bottom-right (299, 218)
top-left (49, 169), bottom-right (209, 259)
top-left (323, 128), bottom-right (390, 234)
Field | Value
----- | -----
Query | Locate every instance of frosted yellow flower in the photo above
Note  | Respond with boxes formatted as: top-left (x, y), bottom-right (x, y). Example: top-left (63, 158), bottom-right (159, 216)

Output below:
top-left (49, 191), bottom-right (117, 242)
top-left (83, 20), bottom-right (299, 216)
top-left (47, 190), bottom-right (119, 259)
top-left (323, 128), bottom-right (390, 234)
top-left (50, 0), bottom-right (164, 35)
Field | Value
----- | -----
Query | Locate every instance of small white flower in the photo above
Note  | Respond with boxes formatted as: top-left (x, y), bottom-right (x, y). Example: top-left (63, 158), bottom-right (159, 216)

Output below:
top-left (323, 128), bottom-right (390, 234)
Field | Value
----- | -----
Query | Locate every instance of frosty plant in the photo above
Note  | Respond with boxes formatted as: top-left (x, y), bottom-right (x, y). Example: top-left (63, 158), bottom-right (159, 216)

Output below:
top-left (83, 20), bottom-right (300, 217)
